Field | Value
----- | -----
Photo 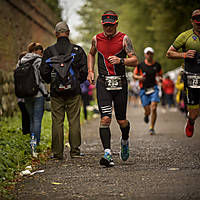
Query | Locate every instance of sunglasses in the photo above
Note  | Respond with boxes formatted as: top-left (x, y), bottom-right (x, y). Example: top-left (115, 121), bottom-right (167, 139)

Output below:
top-left (192, 15), bottom-right (200, 23)
top-left (146, 52), bottom-right (153, 55)
top-left (103, 23), bottom-right (116, 27)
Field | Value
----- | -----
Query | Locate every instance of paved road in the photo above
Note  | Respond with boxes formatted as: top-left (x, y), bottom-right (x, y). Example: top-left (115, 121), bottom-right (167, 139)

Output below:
top-left (14, 104), bottom-right (200, 200)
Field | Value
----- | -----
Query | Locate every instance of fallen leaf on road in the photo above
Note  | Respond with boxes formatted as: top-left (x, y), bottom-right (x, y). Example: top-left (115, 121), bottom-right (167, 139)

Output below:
top-left (167, 168), bottom-right (180, 171)
top-left (51, 182), bottom-right (63, 185)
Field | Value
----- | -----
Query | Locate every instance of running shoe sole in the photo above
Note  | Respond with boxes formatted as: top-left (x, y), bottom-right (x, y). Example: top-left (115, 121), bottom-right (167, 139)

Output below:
top-left (100, 157), bottom-right (114, 167)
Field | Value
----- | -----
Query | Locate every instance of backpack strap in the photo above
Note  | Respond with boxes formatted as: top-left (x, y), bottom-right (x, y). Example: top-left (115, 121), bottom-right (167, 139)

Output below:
top-left (50, 43), bottom-right (74, 56)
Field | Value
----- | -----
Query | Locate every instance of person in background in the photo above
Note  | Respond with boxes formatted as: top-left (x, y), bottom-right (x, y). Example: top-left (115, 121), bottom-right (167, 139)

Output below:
top-left (16, 51), bottom-right (30, 135)
top-left (129, 77), bottom-right (140, 107)
top-left (162, 75), bottom-right (175, 108)
top-left (133, 47), bottom-right (162, 135)
top-left (19, 42), bottom-right (47, 157)
top-left (166, 9), bottom-right (200, 137)
top-left (175, 71), bottom-right (187, 114)
top-left (80, 80), bottom-right (90, 120)
top-left (88, 83), bottom-right (95, 104)
top-left (87, 10), bottom-right (138, 167)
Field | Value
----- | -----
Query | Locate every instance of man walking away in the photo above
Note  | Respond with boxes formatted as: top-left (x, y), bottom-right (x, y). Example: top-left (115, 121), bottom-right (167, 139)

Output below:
top-left (40, 21), bottom-right (88, 159)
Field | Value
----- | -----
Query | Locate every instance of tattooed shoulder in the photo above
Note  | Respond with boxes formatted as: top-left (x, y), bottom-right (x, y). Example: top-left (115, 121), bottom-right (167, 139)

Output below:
top-left (124, 35), bottom-right (135, 55)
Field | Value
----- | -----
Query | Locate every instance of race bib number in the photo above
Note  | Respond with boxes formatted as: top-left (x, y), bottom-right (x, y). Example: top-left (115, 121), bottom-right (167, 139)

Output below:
top-left (145, 87), bottom-right (155, 95)
top-left (105, 76), bottom-right (122, 90)
top-left (187, 75), bottom-right (200, 88)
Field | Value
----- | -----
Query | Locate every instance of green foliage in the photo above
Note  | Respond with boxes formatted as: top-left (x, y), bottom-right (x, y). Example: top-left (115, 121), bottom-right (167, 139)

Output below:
top-left (77, 0), bottom-right (200, 72)
top-left (43, 0), bottom-right (62, 20)
top-left (0, 104), bottom-right (96, 198)
top-left (0, 111), bottom-right (52, 199)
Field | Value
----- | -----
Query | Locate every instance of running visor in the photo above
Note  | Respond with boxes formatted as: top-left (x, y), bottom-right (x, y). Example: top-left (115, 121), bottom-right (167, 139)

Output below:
top-left (192, 15), bottom-right (200, 24)
top-left (101, 14), bottom-right (118, 24)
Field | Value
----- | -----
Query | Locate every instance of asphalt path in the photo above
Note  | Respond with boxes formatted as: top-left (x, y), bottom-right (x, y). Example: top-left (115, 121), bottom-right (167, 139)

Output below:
top-left (13, 104), bottom-right (200, 200)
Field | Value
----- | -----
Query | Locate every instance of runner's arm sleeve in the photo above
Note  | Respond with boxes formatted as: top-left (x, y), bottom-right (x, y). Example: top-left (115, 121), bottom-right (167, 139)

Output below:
top-left (172, 32), bottom-right (187, 50)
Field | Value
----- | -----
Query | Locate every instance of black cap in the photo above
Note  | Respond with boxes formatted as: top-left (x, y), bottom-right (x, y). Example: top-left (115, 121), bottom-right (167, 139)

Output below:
top-left (101, 14), bottom-right (118, 24)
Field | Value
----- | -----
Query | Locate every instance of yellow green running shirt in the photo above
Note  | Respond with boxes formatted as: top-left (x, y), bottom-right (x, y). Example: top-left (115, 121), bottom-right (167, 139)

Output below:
top-left (173, 28), bottom-right (200, 73)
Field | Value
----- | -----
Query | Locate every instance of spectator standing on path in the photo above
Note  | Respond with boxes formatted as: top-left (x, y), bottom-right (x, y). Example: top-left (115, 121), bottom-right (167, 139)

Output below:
top-left (16, 51), bottom-right (30, 135)
top-left (19, 42), bottom-right (47, 157)
top-left (175, 71), bottom-right (187, 114)
top-left (80, 80), bottom-right (90, 120)
top-left (129, 78), bottom-right (140, 107)
top-left (40, 21), bottom-right (88, 160)
top-left (133, 47), bottom-right (163, 135)
top-left (166, 9), bottom-right (200, 137)
top-left (87, 10), bottom-right (138, 167)
top-left (162, 75), bottom-right (175, 108)
top-left (88, 83), bottom-right (95, 104)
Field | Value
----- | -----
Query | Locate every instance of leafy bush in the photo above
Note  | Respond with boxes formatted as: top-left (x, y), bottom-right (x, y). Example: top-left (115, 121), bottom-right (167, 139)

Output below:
top-left (0, 103), bottom-right (97, 198)
top-left (0, 111), bottom-right (52, 198)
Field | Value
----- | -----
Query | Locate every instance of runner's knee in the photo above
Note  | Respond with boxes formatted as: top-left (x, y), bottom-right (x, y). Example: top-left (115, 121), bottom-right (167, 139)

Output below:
top-left (151, 104), bottom-right (157, 112)
top-left (187, 108), bottom-right (199, 120)
top-left (117, 119), bottom-right (128, 127)
top-left (100, 116), bottom-right (111, 127)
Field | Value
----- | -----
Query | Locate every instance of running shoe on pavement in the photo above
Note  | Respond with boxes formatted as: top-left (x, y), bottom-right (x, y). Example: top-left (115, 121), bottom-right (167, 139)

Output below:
top-left (149, 128), bottom-right (155, 135)
top-left (100, 152), bottom-right (114, 167)
top-left (184, 119), bottom-right (194, 137)
top-left (120, 138), bottom-right (129, 161)
top-left (144, 115), bottom-right (149, 123)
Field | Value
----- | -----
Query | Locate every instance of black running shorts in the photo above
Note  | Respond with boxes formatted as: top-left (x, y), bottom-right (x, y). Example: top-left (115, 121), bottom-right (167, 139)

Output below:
top-left (186, 87), bottom-right (200, 108)
top-left (96, 76), bottom-right (128, 120)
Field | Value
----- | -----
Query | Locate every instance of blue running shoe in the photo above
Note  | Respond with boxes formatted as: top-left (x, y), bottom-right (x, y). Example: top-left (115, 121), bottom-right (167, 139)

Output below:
top-left (100, 152), bottom-right (114, 167)
top-left (149, 128), bottom-right (155, 135)
top-left (120, 138), bottom-right (129, 161)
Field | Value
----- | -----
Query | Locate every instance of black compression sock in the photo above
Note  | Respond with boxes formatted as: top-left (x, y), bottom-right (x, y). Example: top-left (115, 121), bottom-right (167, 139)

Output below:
top-left (120, 121), bottom-right (130, 140)
top-left (100, 127), bottom-right (111, 149)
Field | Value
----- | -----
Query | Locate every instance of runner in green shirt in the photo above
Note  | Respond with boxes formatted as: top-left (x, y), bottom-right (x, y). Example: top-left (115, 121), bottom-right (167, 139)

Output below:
top-left (166, 9), bottom-right (200, 137)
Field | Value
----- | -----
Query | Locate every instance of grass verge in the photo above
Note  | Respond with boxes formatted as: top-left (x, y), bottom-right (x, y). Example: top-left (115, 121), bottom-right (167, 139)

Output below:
top-left (0, 105), bottom-right (96, 199)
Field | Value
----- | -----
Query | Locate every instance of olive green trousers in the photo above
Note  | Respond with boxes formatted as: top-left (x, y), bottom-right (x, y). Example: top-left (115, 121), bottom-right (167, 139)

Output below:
top-left (51, 94), bottom-right (82, 158)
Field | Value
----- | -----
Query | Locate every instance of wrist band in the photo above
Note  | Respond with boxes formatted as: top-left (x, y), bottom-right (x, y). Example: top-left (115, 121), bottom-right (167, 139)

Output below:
top-left (184, 53), bottom-right (186, 59)
top-left (88, 70), bottom-right (94, 73)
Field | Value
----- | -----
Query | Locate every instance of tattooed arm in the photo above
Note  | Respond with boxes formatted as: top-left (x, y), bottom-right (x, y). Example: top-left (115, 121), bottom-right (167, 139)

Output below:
top-left (123, 35), bottom-right (138, 66)
top-left (87, 36), bottom-right (96, 84)
top-left (107, 35), bottom-right (138, 67)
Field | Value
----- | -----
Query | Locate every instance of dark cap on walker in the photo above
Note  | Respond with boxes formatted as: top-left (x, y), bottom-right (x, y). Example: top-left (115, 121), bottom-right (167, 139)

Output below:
top-left (101, 14), bottom-right (118, 24)
top-left (55, 21), bottom-right (69, 33)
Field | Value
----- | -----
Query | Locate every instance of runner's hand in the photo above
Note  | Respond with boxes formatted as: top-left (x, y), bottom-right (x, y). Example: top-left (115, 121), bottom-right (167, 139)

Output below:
top-left (185, 50), bottom-right (196, 58)
top-left (139, 75), bottom-right (145, 81)
top-left (87, 71), bottom-right (95, 84)
top-left (108, 56), bottom-right (120, 65)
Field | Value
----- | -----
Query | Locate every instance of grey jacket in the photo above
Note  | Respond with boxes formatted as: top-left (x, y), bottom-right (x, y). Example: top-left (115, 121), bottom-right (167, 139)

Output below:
top-left (16, 53), bottom-right (47, 97)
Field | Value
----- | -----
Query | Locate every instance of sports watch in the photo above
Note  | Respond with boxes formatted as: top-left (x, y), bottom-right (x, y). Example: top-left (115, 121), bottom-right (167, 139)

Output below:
top-left (120, 58), bottom-right (125, 65)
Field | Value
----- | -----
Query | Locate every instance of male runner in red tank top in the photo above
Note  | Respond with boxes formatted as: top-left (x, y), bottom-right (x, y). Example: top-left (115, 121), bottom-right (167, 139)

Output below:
top-left (87, 10), bottom-right (138, 167)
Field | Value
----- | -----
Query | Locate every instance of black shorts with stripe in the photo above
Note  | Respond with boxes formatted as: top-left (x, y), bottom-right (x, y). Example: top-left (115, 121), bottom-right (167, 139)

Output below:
top-left (96, 76), bottom-right (128, 120)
